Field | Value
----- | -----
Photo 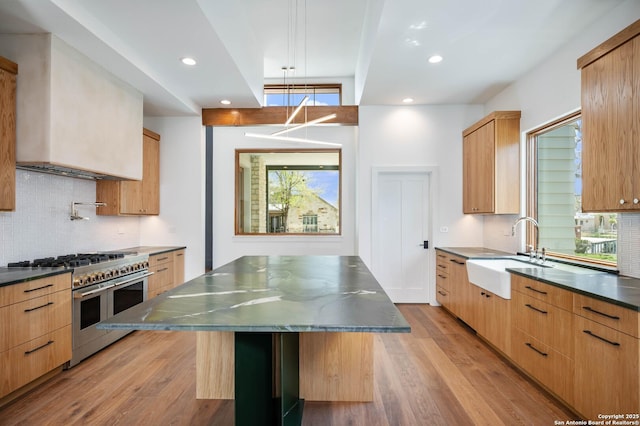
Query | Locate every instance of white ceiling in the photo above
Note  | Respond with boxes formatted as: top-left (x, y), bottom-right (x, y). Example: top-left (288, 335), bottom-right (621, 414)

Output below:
top-left (0, 0), bottom-right (627, 116)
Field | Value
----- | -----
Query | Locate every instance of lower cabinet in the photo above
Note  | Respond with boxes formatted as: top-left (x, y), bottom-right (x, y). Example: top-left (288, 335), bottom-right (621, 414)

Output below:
top-left (0, 325), bottom-right (72, 398)
top-left (434, 253), bottom-right (639, 419)
top-left (511, 327), bottom-right (574, 404)
top-left (148, 249), bottom-right (186, 298)
top-left (0, 272), bottom-right (72, 400)
top-left (573, 305), bottom-right (639, 419)
top-left (470, 284), bottom-right (511, 356)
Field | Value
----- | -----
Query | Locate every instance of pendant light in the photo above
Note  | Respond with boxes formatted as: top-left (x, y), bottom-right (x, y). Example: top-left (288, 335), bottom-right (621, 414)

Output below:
top-left (245, 0), bottom-right (340, 147)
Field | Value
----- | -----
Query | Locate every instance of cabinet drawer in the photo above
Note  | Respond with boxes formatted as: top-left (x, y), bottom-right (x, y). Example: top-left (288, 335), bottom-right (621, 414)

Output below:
top-left (513, 291), bottom-right (573, 358)
top-left (435, 270), bottom-right (450, 292)
top-left (149, 252), bottom-right (174, 268)
top-left (573, 293), bottom-right (638, 338)
top-left (436, 285), bottom-right (450, 308)
top-left (0, 290), bottom-right (71, 352)
top-left (511, 275), bottom-right (572, 311)
top-left (0, 273), bottom-right (71, 307)
top-left (573, 315), bottom-right (639, 418)
top-left (0, 324), bottom-right (71, 398)
top-left (511, 327), bottom-right (574, 404)
top-left (436, 251), bottom-right (450, 273)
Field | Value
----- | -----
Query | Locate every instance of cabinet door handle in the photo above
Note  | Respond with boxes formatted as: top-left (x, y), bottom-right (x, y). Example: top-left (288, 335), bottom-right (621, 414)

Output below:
top-left (437, 291), bottom-right (447, 296)
top-left (437, 274), bottom-right (447, 279)
top-left (582, 330), bottom-right (620, 347)
top-left (525, 303), bottom-right (547, 315)
top-left (24, 284), bottom-right (54, 293)
top-left (525, 342), bottom-right (548, 357)
top-left (524, 285), bottom-right (547, 295)
top-left (449, 259), bottom-right (465, 265)
top-left (582, 306), bottom-right (620, 320)
top-left (24, 301), bottom-right (54, 312)
top-left (437, 254), bottom-right (446, 259)
top-left (25, 340), bottom-right (54, 355)
top-left (437, 263), bottom-right (447, 269)
top-left (157, 267), bottom-right (169, 273)
top-left (157, 256), bottom-right (169, 261)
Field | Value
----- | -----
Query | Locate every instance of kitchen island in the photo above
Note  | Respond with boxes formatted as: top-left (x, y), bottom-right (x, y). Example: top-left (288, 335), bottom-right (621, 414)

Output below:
top-left (99, 255), bottom-right (410, 426)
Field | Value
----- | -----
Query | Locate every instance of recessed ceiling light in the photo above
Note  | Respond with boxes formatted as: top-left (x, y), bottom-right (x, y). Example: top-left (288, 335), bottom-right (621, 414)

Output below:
top-left (402, 98), bottom-right (414, 103)
top-left (220, 99), bottom-right (231, 105)
top-left (181, 57), bottom-right (197, 66)
top-left (428, 55), bottom-right (443, 64)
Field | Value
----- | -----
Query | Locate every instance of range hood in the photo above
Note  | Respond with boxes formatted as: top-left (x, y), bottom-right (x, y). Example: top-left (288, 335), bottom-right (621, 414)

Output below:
top-left (0, 34), bottom-right (143, 180)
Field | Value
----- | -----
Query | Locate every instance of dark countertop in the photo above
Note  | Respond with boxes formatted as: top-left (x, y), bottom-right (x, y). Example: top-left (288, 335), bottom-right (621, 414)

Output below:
top-left (436, 247), bottom-right (515, 258)
top-left (437, 246), bottom-right (640, 312)
top-left (99, 255), bottom-right (411, 333)
top-left (121, 246), bottom-right (186, 256)
top-left (0, 267), bottom-right (71, 288)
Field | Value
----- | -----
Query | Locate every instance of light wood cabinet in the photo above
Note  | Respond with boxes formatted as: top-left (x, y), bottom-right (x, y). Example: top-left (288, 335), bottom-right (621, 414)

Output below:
top-left (0, 56), bottom-right (17, 212)
top-left (96, 128), bottom-right (160, 215)
top-left (510, 275), bottom-right (574, 404)
top-left (173, 249), bottom-right (185, 286)
top-left (462, 111), bottom-right (520, 214)
top-left (148, 249), bottom-right (186, 298)
top-left (447, 253), bottom-right (470, 322)
top-left (435, 250), bottom-right (452, 308)
top-left (578, 20), bottom-right (640, 212)
top-left (0, 273), bottom-right (72, 399)
top-left (470, 284), bottom-right (511, 356)
top-left (573, 315), bottom-right (639, 418)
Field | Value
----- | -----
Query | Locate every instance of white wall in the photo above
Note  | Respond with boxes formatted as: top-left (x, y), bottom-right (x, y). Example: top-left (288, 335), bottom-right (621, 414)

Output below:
top-left (141, 117), bottom-right (206, 281)
top-left (357, 105), bottom-right (486, 268)
top-left (481, 0), bottom-right (640, 277)
top-left (211, 125), bottom-right (357, 268)
top-left (0, 170), bottom-right (140, 265)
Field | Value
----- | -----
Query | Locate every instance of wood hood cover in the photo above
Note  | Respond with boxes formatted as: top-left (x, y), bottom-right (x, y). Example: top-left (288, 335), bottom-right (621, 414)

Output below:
top-left (0, 34), bottom-right (143, 180)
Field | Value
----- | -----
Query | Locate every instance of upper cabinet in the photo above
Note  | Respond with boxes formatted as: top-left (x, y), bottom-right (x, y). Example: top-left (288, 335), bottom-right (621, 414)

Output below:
top-left (0, 56), bottom-right (16, 211)
top-left (579, 19), bottom-right (640, 212)
top-left (462, 111), bottom-right (521, 214)
top-left (96, 129), bottom-right (160, 216)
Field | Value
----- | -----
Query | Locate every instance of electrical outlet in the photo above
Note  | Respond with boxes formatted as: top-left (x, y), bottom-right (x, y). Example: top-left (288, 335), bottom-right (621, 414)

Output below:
top-left (439, 226), bottom-right (449, 233)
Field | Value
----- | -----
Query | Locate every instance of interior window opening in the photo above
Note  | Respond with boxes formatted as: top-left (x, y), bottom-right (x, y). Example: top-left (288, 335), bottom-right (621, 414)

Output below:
top-left (236, 149), bottom-right (341, 235)
top-left (527, 112), bottom-right (616, 266)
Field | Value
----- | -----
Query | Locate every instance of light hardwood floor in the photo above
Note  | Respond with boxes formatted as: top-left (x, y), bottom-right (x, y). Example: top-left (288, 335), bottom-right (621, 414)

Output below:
top-left (0, 305), bottom-right (576, 425)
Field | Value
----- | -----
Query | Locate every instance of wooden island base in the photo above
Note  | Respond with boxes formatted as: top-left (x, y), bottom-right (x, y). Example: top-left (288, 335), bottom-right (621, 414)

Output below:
top-left (196, 331), bottom-right (374, 402)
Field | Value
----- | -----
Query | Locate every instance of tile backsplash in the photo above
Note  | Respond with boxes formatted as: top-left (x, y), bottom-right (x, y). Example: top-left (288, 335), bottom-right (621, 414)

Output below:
top-left (617, 213), bottom-right (640, 278)
top-left (0, 170), bottom-right (141, 265)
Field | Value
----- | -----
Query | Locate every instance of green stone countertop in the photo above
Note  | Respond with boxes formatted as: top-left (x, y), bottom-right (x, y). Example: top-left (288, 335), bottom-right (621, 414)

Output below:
top-left (99, 255), bottom-right (411, 333)
top-left (436, 246), bottom-right (640, 311)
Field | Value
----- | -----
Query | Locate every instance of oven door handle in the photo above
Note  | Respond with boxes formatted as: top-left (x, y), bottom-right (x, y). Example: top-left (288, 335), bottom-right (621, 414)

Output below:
top-left (74, 284), bottom-right (116, 299)
top-left (113, 271), bottom-right (154, 288)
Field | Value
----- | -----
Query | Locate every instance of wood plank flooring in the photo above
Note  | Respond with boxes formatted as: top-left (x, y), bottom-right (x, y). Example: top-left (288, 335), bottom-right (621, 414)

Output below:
top-left (0, 305), bottom-right (576, 425)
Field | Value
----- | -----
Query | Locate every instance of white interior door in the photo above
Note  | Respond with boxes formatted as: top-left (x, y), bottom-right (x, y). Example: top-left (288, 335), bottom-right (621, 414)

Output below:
top-left (373, 170), bottom-right (431, 303)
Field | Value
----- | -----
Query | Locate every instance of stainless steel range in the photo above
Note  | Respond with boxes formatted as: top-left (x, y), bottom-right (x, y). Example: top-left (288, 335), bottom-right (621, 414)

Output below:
top-left (9, 252), bottom-right (152, 368)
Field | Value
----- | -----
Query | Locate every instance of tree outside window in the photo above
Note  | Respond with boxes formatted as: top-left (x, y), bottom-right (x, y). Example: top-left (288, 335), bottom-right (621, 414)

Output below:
top-left (236, 150), bottom-right (340, 235)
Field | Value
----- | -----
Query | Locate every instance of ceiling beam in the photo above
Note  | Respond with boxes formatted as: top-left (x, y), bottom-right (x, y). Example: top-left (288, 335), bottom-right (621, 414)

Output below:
top-left (202, 106), bottom-right (358, 126)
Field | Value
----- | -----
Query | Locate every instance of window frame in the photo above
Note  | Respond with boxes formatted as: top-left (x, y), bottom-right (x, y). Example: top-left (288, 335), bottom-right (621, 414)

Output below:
top-left (235, 148), bottom-right (342, 236)
top-left (526, 110), bottom-right (616, 267)
top-left (264, 83), bottom-right (342, 106)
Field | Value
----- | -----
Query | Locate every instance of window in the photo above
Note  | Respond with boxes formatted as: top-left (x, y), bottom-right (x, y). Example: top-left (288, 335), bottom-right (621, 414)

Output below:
top-left (527, 113), bottom-right (616, 265)
top-left (264, 84), bottom-right (341, 107)
top-left (236, 149), bottom-right (341, 235)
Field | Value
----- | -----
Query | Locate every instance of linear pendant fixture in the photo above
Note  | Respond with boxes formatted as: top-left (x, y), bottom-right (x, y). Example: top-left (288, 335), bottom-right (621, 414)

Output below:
top-left (271, 113), bottom-right (337, 136)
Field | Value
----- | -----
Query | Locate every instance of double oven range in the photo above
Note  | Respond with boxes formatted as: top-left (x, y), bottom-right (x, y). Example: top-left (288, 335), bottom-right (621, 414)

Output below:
top-left (9, 252), bottom-right (152, 368)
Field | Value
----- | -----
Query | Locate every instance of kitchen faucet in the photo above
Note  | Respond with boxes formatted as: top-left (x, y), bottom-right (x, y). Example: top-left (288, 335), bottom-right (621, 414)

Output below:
top-left (512, 216), bottom-right (542, 261)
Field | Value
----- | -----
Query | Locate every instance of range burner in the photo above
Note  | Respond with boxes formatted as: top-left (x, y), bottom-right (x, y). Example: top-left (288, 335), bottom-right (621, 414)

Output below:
top-left (7, 252), bottom-right (128, 269)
